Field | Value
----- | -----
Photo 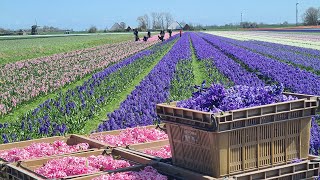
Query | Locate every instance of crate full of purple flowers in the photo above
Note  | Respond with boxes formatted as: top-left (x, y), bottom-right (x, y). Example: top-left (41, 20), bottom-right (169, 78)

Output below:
top-left (156, 84), bottom-right (319, 178)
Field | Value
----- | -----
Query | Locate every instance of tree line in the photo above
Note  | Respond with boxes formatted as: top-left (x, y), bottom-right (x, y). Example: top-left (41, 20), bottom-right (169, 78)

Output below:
top-left (136, 12), bottom-right (174, 30)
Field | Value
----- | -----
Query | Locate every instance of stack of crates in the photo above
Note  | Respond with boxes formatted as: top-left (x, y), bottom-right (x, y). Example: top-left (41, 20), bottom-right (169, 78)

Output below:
top-left (156, 92), bottom-right (320, 179)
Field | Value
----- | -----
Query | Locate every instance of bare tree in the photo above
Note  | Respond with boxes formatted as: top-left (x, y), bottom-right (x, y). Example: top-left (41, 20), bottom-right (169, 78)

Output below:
top-left (88, 26), bottom-right (97, 33)
top-left (156, 13), bottom-right (164, 29)
top-left (137, 16), bottom-right (147, 30)
top-left (160, 13), bottom-right (165, 29)
top-left (164, 13), bottom-right (174, 29)
top-left (119, 22), bottom-right (126, 30)
top-left (144, 14), bottom-right (150, 29)
top-left (151, 12), bottom-right (157, 29)
top-left (303, 7), bottom-right (320, 25)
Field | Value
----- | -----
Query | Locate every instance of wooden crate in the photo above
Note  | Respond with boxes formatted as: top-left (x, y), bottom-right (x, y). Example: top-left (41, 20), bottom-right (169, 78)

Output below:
top-left (4, 148), bottom-right (153, 180)
top-left (156, 92), bottom-right (319, 178)
top-left (71, 162), bottom-right (215, 180)
top-left (88, 124), bottom-right (168, 149)
top-left (122, 140), bottom-right (171, 162)
top-left (0, 135), bottom-right (105, 164)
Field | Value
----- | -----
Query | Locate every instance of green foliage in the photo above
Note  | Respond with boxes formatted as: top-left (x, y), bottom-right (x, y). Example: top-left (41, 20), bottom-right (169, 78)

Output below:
top-left (88, 26), bottom-right (97, 33)
top-left (0, 34), bottom-right (132, 64)
top-left (169, 59), bottom-right (194, 101)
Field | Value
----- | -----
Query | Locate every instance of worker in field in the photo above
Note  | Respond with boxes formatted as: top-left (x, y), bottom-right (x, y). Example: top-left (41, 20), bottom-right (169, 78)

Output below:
top-left (179, 29), bottom-right (182, 37)
top-left (134, 29), bottom-right (139, 41)
top-left (160, 30), bottom-right (165, 42)
top-left (147, 30), bottom-right (151, 38)
top-left (143, 36), bottom-right (148, 41)
top-left (168, 29), bottom-right (172, 37)
top-left (158, 30), bottom-right (164, 41)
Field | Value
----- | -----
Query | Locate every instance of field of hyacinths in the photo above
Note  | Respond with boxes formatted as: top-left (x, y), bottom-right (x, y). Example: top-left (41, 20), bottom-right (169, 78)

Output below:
top-left (0, 31), bottom-right (320, 159)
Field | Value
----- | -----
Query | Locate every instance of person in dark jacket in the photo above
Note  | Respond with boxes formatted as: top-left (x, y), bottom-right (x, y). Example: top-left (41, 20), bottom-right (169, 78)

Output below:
top-left (160, 30), bottom-right (165, 42)
top-left (147, 31), bottom-right (151, 38)
top-left (168, 29), bottom-right (172, 37)
top-left (133, 29), bottom-right (139, 41)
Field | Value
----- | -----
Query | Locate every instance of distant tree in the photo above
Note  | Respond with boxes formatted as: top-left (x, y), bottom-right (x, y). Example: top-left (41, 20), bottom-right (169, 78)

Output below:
top-left (150, 12), bottom-right (162, 29)
top-left (104, 26), bottom-right (108, 33)
top-left (18, 29), bottom-right (24, 35)
top-left (144, 14), bottom-right (150, 29)
top-left (119, 22), bottom-right (126, 30)
top-left (164, 13), bottom-right (173, 29)
top-left (0, 28), bottom-right (7, 33)
top-left (137, 16), bottom-right (147, 30)
top-left (282, 21), bottom-right (289, 26)
top-left (88, 26), bottom-right (97, 33)
top-left (303, 7), bottom-right (320, 25)
top-left (156, 13), bottom-right (163, 29)
top-left (241, 22), bottom-right (258, 28)
top-left (160, 12), bottom-right (165, 29)
top-left (148, 12), bottom-right (174, 30)
top-left (188, 23), bottom-right (194, 30)
top-left (151, 12), bottom-right (157, 29)
top-left (194, 24), bottom-right (204, 30)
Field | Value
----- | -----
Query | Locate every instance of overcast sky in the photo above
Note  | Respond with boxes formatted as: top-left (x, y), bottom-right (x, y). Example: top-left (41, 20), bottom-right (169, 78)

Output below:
top-left (1, 0), bottom-right (320, 30)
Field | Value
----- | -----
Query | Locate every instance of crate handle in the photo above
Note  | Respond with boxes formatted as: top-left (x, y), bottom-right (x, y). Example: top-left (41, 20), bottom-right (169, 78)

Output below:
top-left (0, 163), bottom-right (7, 172)
top-left (0, 157), bottom-right (7, 163)
top-left (156, 124), bottom-right (167, 132)
top-left (103, 149), bottom-right (113, 155)
top-left (160, 157), bottom-right (172, 163)
top-left (16, 161), bottom-right (22, 166)
top-left (211, 114), bottom-right (218, 129)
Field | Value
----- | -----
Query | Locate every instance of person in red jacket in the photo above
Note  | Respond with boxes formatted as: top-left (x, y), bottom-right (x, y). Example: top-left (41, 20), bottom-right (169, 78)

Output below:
top-left (180, 29), bottom-right (182, 37)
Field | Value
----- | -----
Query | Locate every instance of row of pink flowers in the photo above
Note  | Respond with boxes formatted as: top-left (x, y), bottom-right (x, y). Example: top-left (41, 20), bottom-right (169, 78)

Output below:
top-left (143, 145), bottom-right (171, 159)
top-left (92, 166), bottom-right (167, 180)
top-left (35, 155), bottom-right (131, 178)
top-left (0, 40), bottom-right (157, 115)
top-left (0, 140), bottom-right (89, 162)
top-left (147, 32), bottom-right (179, 42)
top-left (89, 126), bottom-right (168, 146)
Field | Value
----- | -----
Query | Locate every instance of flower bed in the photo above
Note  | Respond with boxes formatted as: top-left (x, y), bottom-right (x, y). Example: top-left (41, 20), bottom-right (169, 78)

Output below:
top-left (0, 41), bottom-right (156, 115)
top-left (97, 33), bottom-right (191, 131)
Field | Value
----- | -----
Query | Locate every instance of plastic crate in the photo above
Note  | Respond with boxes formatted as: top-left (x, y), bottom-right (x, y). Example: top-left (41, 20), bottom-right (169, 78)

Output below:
top-left (71, 162), bottom-right (214, 180)
top-left (156, 92), bottom-right (319, 178)
top-left (88, 124), bottom-right (168, 149)
top-left (3, 148), bottom-right (153, 180)
top-left (231, 155), bottom-right (320, 180)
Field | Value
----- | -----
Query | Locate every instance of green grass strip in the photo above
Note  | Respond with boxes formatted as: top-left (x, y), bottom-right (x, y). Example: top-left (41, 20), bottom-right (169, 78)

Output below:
top-left (190, 40), bottom-right (208, 86)
top-left (82, 41), bottom-right (176, 134)
top-left (0, 34), bottom-right (132, 64)
top-left (169, 59), bottom-right (194, 101)
top-left (190, 38), bottom-right (233, 88)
